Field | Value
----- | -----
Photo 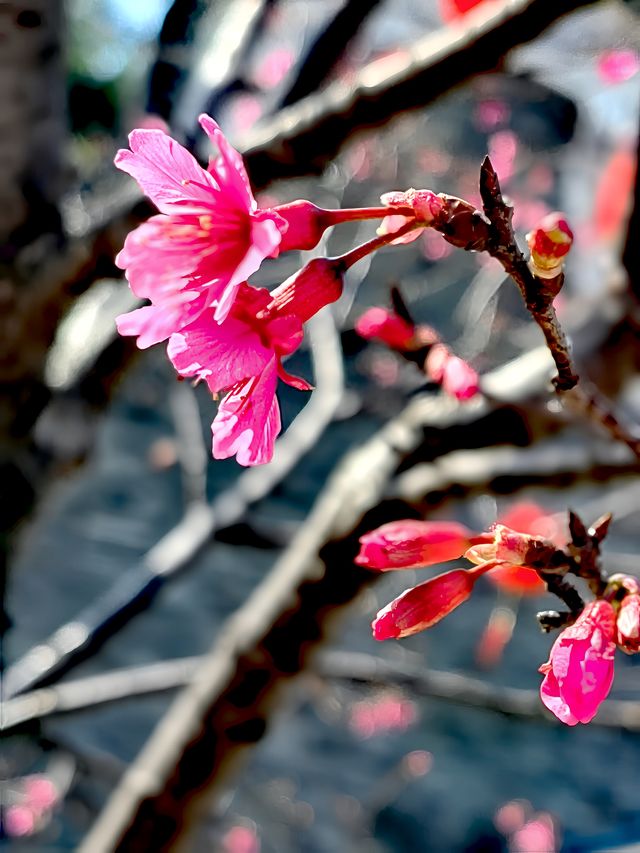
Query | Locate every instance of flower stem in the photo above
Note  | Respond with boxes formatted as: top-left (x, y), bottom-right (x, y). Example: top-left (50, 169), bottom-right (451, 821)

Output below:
top-left (332, 221), bottom-right (420, 269)
top-left (325, 205), bottom-right (413, 225)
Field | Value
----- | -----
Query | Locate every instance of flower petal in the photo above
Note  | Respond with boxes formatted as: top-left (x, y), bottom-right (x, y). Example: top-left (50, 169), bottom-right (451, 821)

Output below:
top-left (211, 360), bottom-right (281, 465)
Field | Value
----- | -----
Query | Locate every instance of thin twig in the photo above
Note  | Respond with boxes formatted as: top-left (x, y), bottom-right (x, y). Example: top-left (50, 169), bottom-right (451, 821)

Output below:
top-left (478, 156), bottom-right (640, 460)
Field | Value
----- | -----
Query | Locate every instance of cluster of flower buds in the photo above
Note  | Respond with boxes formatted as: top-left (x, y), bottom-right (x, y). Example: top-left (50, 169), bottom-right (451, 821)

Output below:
top-left (355, 305), bottom-right (479, 401)
top-left (357, 507), bottom-right (640, 725)
top-left (526, 212), bottom-right (574, 281)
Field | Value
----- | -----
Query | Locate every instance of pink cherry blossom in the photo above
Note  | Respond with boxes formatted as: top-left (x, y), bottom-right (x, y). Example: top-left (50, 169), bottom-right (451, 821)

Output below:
top-left (115, 114), bottom-right (287, 347)
top-left (167, 259), bottom-right (343, 466)
top-left (539, 600), bottom-right (616, 725)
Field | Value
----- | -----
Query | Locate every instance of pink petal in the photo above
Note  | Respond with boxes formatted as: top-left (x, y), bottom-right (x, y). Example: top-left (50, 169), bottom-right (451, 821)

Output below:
top-left (199, 113), bottom-right (254, 211)
top-left (167, 313), bottom-right (272, 392)
top-left (115, 129), bottom-right (221, 215)
top-left (116, 291), bottom-right (208, 349)
top-left (277, 361), bottom-right (313, 391)
top-left (211, 360), bottom-right (281, 465)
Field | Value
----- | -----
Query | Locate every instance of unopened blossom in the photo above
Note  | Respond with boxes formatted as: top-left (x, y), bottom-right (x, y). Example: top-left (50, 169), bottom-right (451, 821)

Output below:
top-left (356, 519), bottom-right (477, 570)
top-left (617, 593), bottom-right (640, 653)
top-left (425, 343), bottom-right (479, 401)
top-left (372, 564), bottom-right (493, 640)
top-left (378, 188), bottom-right (445, 244)
top-left (115, 114), bottom-right (287, 347)
top-left (539, 599), bottom-right (616, 725)
top-left (168, 259), bottom-right (343, 465)
top-left (606, 573), bottom-right (640, 653)
top-left (355, 307), bottom-right (416, 351)
top-left (526, 212), bottom-right (573, 279)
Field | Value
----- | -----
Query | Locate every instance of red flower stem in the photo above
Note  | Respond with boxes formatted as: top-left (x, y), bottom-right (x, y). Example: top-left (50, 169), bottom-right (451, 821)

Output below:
top-left (332, 221), bottom-right (420, 270)
top-left (324, 205), bottom-right (413, 225)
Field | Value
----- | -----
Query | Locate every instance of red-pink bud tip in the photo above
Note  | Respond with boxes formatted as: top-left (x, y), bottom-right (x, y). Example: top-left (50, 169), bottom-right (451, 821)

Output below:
top-left (526, 212), bottom-right (574, 277)
top-left (356, 519), bottom-right (473, 570)
top-left (355, 307), bottom-right (416, 351)
top-left (372, 568), bottom-right (478, 640)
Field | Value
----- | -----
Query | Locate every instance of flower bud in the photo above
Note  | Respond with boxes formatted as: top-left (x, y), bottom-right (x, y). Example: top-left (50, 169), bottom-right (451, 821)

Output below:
top-left (273, 200), bottom-right (328, 252)
top-left (526, 212), bottom-right (573, 279)
top-left (441, 355), bottom-right (479, 401)
top-left (372, 568), bottom-right (478, 639)
top-left (356, 519), bottom-right (474, 570)
top-left (539, 599), bottom-right (616, 725)
top-left (380, 188), bottom-right (445, 224)
top-left (355, 307), bottom-right (416, 351)
top-left (616, 593), bottom-right (640, 654)
top-left (266, 257), bottom-right (343, 324)
top-left (426, 344), bottom-right (479, 401)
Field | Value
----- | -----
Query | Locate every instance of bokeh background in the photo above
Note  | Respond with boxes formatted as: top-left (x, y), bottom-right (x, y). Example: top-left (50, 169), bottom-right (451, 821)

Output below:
top-left (2, 0), bottom-right (640, 849)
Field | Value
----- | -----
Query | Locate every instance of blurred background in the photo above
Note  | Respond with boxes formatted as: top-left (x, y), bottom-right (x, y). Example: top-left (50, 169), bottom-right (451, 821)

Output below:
top-left (2, 0), bottom-right (640, 849)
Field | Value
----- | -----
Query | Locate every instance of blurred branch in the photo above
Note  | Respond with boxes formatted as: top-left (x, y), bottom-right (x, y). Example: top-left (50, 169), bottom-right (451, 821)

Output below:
top-left (0, 0), bottom-right (67, 252)
top-left (622, 110), bottom-right (640, 298)
top-left (276, 0), bottom-right (384, 109)
top-left (242, 0), bottom-right (600, 185)
top-left (6, 649), bottom-right (640, 733)
top-left (4, 311), bottom-right (344, 698)
top-left (76, 394), bottom-right (493, 851)
top-left (316, 651), bottom-right (640, 729)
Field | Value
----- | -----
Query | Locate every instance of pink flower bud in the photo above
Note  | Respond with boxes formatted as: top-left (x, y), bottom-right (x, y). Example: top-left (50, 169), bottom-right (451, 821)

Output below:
top-left (355, 307), bottom-right (416, 351)
top-left (267, 257), bottom-right (344, 324)
top-left (426, 345), bottom-right (479, 400)
top-left (372, 568), bottom-right (480, 639)
top-left (380, 188), bottom-right (444, 224)
top-left (425, 343), bottom-right (448, 383)
top-left (273, 200), bottom-right (328, 252)
top-left (526, 212), bottom-right (573, 277)
top-left (539, 599), bottom-right (616, 725)
top-left (616, 593), bottom-right (640, 654)
top-left (441, 355), bottom-right (480, 400)
top-left (356, 519), bottom-right (474, 570)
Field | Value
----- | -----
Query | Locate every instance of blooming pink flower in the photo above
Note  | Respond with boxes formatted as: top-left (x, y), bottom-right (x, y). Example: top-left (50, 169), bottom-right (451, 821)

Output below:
top-left (356, 519), bottom-right (477, 570)
top-left (372, 564), bottom-right (492, 640)
top-left (355, 307), bottom-right (416, 351)
top-left (168, 259), bottom-right (343, 466)
top-left (539, 600), bottom-right (616, 725)
top-left (115, 114), bottom-right (287, 347)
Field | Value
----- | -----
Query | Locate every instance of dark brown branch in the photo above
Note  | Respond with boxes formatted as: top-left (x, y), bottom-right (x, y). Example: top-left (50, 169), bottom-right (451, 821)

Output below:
top-left (479, 156), bottom-right (578, 391)
top-left (242, 0), bottom-right (599, 187)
